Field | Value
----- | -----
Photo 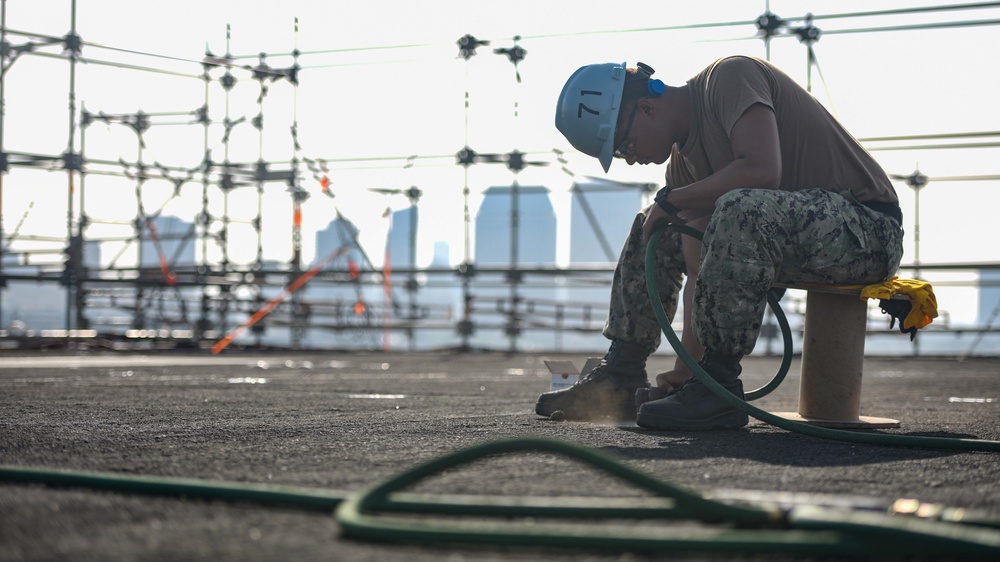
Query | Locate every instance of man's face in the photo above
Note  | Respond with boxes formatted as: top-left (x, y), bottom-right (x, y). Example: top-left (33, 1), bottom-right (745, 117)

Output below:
top-left (614, 100), bottom-right (672, 167)
top-left (612, 105), bottom-right (639, 161)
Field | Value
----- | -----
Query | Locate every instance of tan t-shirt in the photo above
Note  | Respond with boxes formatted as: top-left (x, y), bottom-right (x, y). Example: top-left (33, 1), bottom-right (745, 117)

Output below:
top-left (680, 56), bottom-right (898, 205)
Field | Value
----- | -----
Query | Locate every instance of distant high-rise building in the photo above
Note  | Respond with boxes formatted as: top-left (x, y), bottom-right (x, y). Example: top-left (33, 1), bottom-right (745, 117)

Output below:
top-left (431, 241), bottom-right (450, 268)
top-left (0, 271), bottom-right (66, 331)
top-left (979, 269), bottom-right (1000, 326)
top-left (564, 178), bottom-right (651, 353)
top-left (310, 214), bottom-right (382, 349)
top-left (84, 240), bottom-right (101, 269)
top-left (569, 178), bottom-right (647, 264)
top-left (140, 215), bottom-right (195, 268)
top-left (315, 213), bottom-right (365, 267)
top-left (472, 184), bottom-right (558, 351)
top-left (387, 206), bottom-right (417, 269)
top-left (2, 250), bottom-right (70, 331)
top-left (474, 185), bottom-right (556, 266)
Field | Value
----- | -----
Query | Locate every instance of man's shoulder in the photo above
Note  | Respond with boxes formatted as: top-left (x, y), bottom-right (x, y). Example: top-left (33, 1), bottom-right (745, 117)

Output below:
top-left (707, 55), bottom-right (771, 76)
top-left (701, 55), bottom-right (794, 95)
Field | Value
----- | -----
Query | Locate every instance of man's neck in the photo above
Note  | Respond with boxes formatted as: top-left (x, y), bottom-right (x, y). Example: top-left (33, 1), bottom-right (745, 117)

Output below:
top-left (664, 84), bottom-right (692, 148)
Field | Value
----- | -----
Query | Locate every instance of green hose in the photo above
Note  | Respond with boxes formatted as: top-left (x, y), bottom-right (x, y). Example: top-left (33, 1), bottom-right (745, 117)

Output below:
top-left (8, 436), bottom-right (999, 556)
top-left (0, 464), bottom-right (345, 511)
top-left (334, 437), bottom-right (1000, 555)
top-left (644, 223), bottom-right (1000, 452)
top-left (4, 443), bottom-right (1000, 555)
top-left (666, 223), bottom-right (794, 402)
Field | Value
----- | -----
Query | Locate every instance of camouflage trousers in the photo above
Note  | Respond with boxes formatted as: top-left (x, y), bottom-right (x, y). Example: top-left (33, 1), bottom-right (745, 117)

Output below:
top-left (695, 189), bottom-right (903, 355)
top-left (605, 188), bottom-right (903, 357)
top-left (602, 207), bottom-right (686, 356)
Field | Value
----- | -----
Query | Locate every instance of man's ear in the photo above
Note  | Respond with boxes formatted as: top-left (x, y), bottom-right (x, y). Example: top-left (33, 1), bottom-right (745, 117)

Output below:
top-left (637, 98), bottom-right (656, 119)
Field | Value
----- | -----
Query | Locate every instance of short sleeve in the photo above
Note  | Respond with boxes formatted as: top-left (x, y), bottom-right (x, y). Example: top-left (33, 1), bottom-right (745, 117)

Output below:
top-left (704, 57), bottom-right (776, 136)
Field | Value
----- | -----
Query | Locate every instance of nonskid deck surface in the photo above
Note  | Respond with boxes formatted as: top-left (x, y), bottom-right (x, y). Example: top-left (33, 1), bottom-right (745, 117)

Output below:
top-left (1, 351), bottom-right (998, 561)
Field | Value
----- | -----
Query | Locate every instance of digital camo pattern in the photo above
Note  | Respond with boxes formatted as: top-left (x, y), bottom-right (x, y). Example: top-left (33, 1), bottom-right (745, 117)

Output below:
top-left (693, 188), bottom-right (904, 355)
top-left (603, 207), bottom-right (686, 355)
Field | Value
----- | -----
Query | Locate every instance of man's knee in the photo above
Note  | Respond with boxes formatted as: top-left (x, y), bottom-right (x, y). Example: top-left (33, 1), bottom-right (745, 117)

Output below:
top-left (715, 189), bottom-right (761, 215)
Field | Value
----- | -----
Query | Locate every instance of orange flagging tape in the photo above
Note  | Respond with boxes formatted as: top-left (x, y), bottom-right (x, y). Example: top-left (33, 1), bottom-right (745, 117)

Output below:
top-left (211, 245), bottom-right (352, 354)
top-left (146, 220), bottom-right (177, 286)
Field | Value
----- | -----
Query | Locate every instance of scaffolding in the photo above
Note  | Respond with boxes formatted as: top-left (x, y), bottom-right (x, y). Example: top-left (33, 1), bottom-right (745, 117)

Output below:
top-left (1, 1), bottom-right (999, 354)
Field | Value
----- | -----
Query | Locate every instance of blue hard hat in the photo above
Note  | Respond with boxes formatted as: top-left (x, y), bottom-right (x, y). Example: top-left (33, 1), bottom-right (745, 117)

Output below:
top-left (555, 62), bottom-right (627, 172)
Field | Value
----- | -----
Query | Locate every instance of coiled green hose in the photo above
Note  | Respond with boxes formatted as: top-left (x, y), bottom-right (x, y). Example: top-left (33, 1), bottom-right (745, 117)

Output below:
top-left (333, 436), bottom-right (1000, 556)
top-left (5, 436), bottom-right (1000, 556)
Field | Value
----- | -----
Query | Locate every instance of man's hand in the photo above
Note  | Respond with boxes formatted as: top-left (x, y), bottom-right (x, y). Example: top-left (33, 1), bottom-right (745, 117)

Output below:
top-left (642, 203), bottom-right (684, 243)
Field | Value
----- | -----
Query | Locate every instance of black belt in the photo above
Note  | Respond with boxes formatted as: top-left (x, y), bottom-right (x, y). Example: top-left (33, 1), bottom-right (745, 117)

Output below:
top-left (862, 200), bottom-right (902, 225)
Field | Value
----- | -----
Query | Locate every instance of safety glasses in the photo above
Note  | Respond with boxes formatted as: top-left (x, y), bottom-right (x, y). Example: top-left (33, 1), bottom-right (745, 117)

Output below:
top-left (613, 104), bottom-right (639, 159)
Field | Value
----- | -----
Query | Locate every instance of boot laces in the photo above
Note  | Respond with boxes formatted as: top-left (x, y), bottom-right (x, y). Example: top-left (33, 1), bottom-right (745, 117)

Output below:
top-left (577, 361), bottom-right (644, 391)
top-left (674, 377), bottom-right (706, 398)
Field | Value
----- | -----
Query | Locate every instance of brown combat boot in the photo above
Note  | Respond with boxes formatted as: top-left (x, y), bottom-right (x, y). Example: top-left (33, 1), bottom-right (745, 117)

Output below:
top-left (535, 340), bottom-right (650, 421)
top-left (635, 351), bottom-right (748, 430)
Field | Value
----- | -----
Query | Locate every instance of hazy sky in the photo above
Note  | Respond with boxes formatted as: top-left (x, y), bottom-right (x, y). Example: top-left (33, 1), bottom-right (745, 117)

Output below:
top-left (3, 0), bottom-right (999, 323)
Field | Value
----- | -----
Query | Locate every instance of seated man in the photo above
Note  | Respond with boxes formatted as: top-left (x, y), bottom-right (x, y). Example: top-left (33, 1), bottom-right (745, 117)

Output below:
top-left (539, 57), bottom-right (903, 430)
top-left (536, 141), bottom-right (707, 422)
